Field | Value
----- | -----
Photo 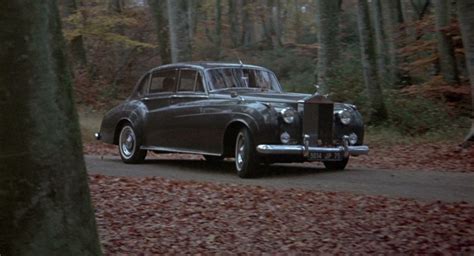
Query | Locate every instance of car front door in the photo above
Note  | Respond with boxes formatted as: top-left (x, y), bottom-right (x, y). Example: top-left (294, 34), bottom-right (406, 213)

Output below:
top-left (166, 68), bottom-right (210, 152)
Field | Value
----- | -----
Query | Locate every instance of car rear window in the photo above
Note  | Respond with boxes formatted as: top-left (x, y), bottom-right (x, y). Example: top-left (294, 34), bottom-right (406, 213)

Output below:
top-left (149, 69), bottom-right (177, 94)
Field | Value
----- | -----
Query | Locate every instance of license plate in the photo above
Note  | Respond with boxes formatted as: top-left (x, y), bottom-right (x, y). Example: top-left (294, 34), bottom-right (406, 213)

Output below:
top-left (308, 152), bottom-right (342, 161)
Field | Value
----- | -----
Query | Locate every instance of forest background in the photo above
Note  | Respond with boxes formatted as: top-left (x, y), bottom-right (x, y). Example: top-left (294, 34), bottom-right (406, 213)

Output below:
top-left (62, 0), bottom-right (473, 142)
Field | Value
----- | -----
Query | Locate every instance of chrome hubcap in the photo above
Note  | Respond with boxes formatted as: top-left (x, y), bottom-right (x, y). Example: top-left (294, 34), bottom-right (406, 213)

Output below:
top-left (235, 133), bottom-right (246, 171)
top-left (119, 126), bottom-right (136, 159)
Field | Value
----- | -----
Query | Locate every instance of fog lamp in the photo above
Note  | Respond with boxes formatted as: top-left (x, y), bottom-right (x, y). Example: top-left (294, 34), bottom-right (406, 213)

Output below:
top-left (349, 133), bottom-right (358, 145)
top-left (280, 132), bottom-right (291, 144)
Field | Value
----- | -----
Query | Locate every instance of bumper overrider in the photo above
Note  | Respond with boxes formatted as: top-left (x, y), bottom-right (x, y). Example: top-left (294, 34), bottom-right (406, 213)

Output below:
top-left (256, 135), bottom-right (369, 158)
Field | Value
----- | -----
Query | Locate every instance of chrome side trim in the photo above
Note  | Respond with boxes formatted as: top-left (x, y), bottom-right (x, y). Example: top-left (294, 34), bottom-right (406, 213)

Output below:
top-left (140, 146), bottom-right (221, 156)
top-left (256, 144), bottom-right (369, 156)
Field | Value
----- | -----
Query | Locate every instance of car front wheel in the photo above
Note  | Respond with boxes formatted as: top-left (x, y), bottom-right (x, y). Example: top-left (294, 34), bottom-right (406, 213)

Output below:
top-left (234, 128), bottom-right (259, 178)
top-left (118, 124), bottom-right (147, 164)
top-left (323, 157), bottom-right (349, 170)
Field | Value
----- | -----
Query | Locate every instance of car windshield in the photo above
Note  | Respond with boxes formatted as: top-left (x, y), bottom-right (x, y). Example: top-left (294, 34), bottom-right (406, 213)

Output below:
top-left (207, 68), bottom-right (282, 92)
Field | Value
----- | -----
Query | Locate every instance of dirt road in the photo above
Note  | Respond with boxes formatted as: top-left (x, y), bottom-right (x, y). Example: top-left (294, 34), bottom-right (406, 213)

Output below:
top-left (85, 155), bottom-right (474, 203)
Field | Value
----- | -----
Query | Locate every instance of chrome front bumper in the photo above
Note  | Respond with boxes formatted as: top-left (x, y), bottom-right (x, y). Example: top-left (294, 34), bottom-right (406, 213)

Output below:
top-left (256, 144), bottom-right (369, 156)
top-left (256, 135), bottom-right (369, 157)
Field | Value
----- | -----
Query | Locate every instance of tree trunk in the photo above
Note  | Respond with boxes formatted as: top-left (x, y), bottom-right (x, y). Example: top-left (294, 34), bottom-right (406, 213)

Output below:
top-left (433, 0), bottom-right (459, 84)
top-left (457, 0), bottom-right (474, 145)
top-left (228, 0), bottom-right (242, 48)
top-left (356, 0), bottom-right (387, 124)
top-left (371, 0), bottom-right (387, 84)
top-left (149, 0), bottom-right (172, 64)
top-left (272, 0), bottom-right (283, 48)
top-left (292, 0), bottom-right (303, 43)
top-left (167, 0), bottom-right (192, 62)
top-left (186, 0), bottom-right (198, 41)
top-left (382, 0), bottom-right (404, 87)
top-left (60, 0), bottom-right (88, 68)
top-left (215, 0), bottom-right (222, 56)
top-left (0, 1), bottom-right (102, 255)
top-left (108, 0), bottom-right (124, 13)
top-left (241, 0), bottom-right (255, 47)
top-left (316, 0), bottom-right (340, 94)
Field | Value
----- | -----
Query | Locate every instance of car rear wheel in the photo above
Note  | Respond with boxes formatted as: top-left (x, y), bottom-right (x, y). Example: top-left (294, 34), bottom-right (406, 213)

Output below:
top-left (235, 128), bottom-right (259, 178)
top-left (323, 157), bottom-right (349, 170)
top-left (119, 124), bottom-right (147, 164)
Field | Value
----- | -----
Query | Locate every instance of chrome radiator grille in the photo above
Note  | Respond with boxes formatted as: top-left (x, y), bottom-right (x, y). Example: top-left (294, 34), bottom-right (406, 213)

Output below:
top-left (303, 95), bottom-right (334, 146)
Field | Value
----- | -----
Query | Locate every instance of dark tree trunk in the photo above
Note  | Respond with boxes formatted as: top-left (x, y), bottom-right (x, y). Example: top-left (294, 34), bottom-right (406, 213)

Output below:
top-left (356, 0), bottom-right (387, 123)
top-left (60, 0), bottom-right (88, 68)
top-left (316, 0), bottom-right (340, 94)
top-left (0, 1), bottom-right (102, 255)
top-left (457, 0), bottom-right (474, 145)
top-left (371, 0), bottom-right (387, 84)
top-left (167, 0), bottom-right (192, 62)
top-left (433, 0), bottom-right (459, 84)
top-left (382, 0), bottom-right (404, 86)
top-left (108, 0), bottom-right (124, 13)
top-left (149, 0), bottom-right (172, 64)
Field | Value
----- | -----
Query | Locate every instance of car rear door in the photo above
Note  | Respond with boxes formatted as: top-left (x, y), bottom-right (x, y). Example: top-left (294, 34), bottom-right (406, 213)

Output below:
top-left (142, 68), bottom-right (178, 147)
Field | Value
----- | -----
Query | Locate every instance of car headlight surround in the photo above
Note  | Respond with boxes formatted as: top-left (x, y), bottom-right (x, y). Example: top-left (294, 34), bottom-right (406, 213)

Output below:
top-left (280, 107), bottom-right (296, 124)
top-left (338, 109), bottom-right (352, 125)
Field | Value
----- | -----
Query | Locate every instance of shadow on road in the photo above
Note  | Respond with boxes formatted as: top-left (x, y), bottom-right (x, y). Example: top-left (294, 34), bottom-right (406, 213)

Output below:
top-left (141, 157), bottom-right (344, 179)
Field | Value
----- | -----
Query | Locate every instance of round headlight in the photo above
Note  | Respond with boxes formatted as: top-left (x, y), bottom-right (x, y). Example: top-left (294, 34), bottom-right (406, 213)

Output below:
top-left (338, 110), bottom-right (352, 125)
top-left (280, 107), bottom-right (295, 124)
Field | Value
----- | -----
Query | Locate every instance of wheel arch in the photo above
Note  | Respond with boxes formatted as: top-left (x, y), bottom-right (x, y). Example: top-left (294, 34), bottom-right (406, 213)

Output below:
top-left (113, 118), bottom-right (133, 145)
top-left (222, 120), bottom-right (252, 157)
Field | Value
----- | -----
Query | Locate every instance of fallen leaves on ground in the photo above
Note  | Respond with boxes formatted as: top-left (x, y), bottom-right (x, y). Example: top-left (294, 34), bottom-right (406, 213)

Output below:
top-left (90, 175), bottom-right (474, 254)
top-left (349, 142), bottom-right (473, 172)
top-left (84, 141), bottom-right (473, 172)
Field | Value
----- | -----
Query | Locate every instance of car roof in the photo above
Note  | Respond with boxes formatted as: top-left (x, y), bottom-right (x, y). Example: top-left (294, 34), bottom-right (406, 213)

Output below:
top-left (148, 62), bottom-right (270, 73)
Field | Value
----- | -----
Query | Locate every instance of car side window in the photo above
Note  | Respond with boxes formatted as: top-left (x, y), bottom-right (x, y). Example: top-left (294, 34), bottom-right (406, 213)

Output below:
top-left (178, 70), bottom-right (197, 92)
top-left (195, 73), bottom-right (204, 92)
top-left (136, 74), bottom-right (150, 98)
top-left (149, 69), bottom-right (177, 94)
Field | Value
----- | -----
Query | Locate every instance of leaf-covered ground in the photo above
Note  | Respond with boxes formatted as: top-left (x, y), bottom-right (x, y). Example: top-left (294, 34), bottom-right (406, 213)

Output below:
top-left (84, 141), bottom-right (474, 172)
top-left (90, 175), bottom-right (474, 254)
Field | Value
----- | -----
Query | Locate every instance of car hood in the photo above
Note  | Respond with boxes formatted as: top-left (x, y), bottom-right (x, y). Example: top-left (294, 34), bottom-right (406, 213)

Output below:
top-left (217, 90), bottom-right (310, 103)
top-left (215, 90), bottom-right (352, 111)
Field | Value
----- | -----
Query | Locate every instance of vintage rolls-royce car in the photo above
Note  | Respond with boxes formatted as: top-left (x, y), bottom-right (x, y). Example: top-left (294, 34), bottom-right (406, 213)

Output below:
top-left (95, 62), bottom-right (369, 178)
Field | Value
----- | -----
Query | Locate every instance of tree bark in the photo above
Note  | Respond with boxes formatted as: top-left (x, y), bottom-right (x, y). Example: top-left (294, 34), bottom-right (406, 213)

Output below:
top-left (356, 0), bottom-right (387, 123)
top-left (316, 0), bottom-right (340, 94)
top-left (167, 0), bottom-right (192, 62)
top-left (457, 0), bottom-right (474, 144)
top-left (433, 0), bottom-right (459, 83)
top-left (0, 1), bottom-right (102, 255)
top-left (149, 0), bottom-right (172, 64)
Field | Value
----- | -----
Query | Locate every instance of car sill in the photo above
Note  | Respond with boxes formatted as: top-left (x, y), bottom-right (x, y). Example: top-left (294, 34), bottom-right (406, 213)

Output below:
top-left (140, 146), bottom-right (221, 156)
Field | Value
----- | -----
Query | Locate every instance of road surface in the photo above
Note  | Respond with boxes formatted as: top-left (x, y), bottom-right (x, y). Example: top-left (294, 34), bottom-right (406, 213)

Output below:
top-left (85, 155), bottom-right (474, 203)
